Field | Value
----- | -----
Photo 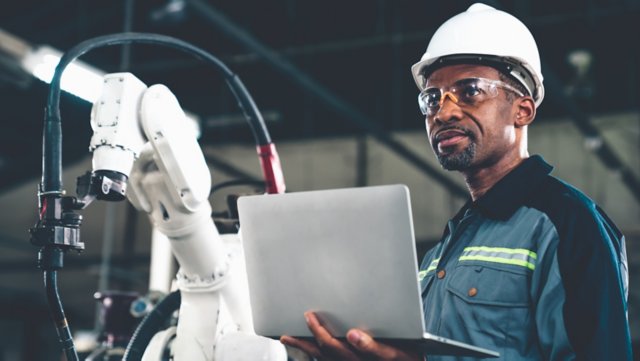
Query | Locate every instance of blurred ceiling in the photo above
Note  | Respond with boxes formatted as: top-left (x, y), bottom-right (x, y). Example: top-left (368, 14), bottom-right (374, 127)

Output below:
top-left (0, 0), bottom-right (639, 191)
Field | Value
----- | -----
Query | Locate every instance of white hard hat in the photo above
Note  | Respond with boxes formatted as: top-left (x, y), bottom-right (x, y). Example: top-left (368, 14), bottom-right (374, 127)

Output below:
top-left (411, 3), bottom-right (545, 107)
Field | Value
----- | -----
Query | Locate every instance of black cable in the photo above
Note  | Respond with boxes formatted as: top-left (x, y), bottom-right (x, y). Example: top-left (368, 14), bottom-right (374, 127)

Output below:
top-left (210, 178), bottom-right (266, 195)
top-left (123, 291), bottom-right (181, 361)
top-left (185, 0), bottom-right (467, 198)
top-left (43, 32), bottom-right (272, 193)
top-left (44, 270), bottom-right (79, 361)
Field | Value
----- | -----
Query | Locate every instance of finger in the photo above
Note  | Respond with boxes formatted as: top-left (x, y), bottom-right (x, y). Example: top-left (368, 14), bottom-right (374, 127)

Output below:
top-left (304, 311), bottom-right (339, 349)
top-left (346, 330), bottom-right (397, 359)
top-left (347, 329), bottom-right (421, 360)
top-left (280, 335), bottom-right (322, 358)
top-left (305, 312), bottom-right (360, 361)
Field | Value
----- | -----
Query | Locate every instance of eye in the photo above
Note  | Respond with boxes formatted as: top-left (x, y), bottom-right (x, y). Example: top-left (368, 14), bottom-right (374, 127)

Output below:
top-left (461, 83), bottom-right (482, 97)
top-left (424, 90), bottom-right (441, 107)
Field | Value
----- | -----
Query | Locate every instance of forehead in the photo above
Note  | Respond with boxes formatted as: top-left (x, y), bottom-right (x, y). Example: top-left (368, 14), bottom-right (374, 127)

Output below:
top-left (426, 64), bottom-right (501, 87)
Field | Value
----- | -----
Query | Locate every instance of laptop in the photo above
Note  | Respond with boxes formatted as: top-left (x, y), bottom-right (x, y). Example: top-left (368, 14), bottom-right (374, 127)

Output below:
top-left (237, 185), bottom-right (498, 358)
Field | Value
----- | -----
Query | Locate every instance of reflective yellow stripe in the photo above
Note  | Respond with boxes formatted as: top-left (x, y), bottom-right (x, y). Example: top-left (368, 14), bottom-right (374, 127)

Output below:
top-left (425, 264), bottom-right (438, 273)
top-left (460, 247), bottom-right (537, 270)
top-left (425, 258), bottom-right (440, 272)
top-left (463, 246), bottom-right (537, 259)
top-left (420, 258), bottom-right (440, 280)
top-left (418, 270), bottom-right (428, 281)
top-left (458, 255), bottom-right (536, 270)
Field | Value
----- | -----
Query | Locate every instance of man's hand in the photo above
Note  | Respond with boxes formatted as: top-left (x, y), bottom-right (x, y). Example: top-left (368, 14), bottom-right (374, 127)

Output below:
top-left (280, 312), bottom-right (423, 361)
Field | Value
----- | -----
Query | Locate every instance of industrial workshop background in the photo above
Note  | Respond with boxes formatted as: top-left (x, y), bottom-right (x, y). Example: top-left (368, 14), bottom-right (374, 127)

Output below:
top-left (0, 0), bottom-right (638, 359)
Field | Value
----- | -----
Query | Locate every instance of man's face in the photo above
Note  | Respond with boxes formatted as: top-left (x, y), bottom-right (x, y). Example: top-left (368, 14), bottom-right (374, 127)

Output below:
top-left (423, 64), bottom-right (519, 171)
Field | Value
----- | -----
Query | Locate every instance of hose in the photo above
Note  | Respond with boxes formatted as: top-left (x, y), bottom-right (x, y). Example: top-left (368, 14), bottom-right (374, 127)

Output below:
top-left (122, 290), bottom-right (181, 361)
top-left (44, 270), bottom-right (79, 361)
top-left (43, 32), bottom-right (273, 194)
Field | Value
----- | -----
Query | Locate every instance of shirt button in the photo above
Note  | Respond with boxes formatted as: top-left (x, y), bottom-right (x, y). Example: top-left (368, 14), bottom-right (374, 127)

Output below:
top-left (468, 287), bottom-right (478, 297)
top-left (437, 270), bottom-right (446, 279)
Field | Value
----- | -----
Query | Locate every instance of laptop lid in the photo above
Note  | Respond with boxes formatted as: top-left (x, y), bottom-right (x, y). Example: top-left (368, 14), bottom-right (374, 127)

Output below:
top-left (238, 185), bottom-right (499, 358)
top-left (237, 184), bottom-right (425, 339)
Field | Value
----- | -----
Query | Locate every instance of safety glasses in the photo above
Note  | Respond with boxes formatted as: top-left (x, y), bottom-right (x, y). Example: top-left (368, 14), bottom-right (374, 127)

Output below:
top-left (418, 77), bottom-right (524, 116)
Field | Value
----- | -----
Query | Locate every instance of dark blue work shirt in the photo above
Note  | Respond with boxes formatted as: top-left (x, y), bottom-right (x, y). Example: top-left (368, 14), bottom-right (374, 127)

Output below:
top-left (419, 155), bottom-right (632, 360)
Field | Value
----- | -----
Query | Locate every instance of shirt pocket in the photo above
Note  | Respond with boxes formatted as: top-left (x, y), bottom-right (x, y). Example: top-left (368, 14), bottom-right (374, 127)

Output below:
top-left (446, 263), bottom-right (530, 307)
top-left (442, 263), bottom-right (533, 349)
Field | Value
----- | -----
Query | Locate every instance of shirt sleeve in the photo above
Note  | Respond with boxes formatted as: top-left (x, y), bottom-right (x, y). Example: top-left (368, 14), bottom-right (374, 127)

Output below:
top-left (533, 196), bottom-right (632, 360)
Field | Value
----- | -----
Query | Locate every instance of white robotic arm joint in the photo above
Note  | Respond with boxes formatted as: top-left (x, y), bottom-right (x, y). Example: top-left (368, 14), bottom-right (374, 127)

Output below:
top-left (139, 84), bottom-right (211, 213)
top-left (90, 73), bottom-right (148, 177)
top-left (90, 72), bottom-right (286, 361)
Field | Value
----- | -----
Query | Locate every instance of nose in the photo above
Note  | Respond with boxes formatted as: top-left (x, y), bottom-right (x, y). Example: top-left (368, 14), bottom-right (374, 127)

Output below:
top-left (439, 91), bottom-right (459, 108)
top-left (433, 91), bottom-right (463, 124)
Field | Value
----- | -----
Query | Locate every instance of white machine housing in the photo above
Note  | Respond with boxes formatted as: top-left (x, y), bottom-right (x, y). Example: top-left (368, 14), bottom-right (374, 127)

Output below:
top-left (89, 72), bottom-right (286, 361)
top-left (90, 73), bottom-right (147, 176)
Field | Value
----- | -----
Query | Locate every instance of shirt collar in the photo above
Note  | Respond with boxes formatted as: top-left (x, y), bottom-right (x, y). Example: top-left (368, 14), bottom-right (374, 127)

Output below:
top-left (470, 155), bottom-right (553, 220)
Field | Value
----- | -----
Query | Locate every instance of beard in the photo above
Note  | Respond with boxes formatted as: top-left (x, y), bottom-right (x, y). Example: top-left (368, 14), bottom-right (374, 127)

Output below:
top-left (435, 140), bottom-right (476, 171)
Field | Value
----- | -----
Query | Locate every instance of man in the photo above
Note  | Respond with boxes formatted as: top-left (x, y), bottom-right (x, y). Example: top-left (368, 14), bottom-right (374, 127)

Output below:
top-left (281, 3), bottom-right (632, 360)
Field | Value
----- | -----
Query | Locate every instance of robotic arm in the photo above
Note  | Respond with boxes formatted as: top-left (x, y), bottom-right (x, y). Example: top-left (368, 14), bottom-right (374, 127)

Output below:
top-left (89, 72), bottom-right (286, 360)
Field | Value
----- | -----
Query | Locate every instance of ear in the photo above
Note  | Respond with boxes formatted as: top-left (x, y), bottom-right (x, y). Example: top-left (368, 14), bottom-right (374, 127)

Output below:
top-left (514, 97), bottom-right (536, 128)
